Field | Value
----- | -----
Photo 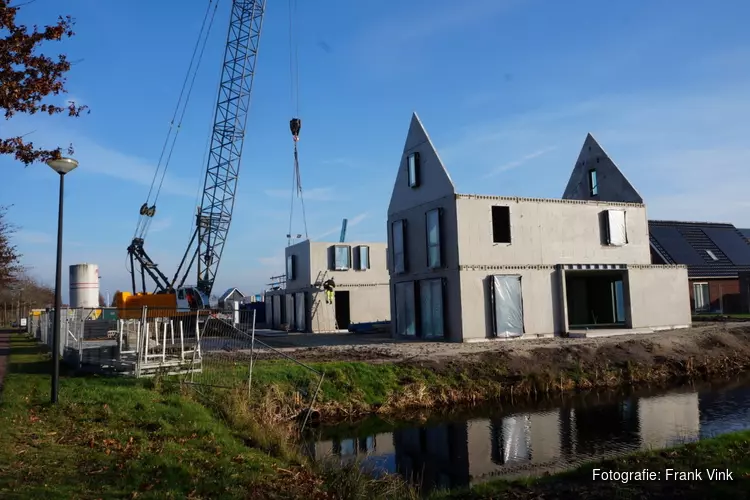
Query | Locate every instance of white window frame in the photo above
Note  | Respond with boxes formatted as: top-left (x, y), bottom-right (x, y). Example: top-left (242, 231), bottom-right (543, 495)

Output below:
top-left (392, 220), bottom-right (406, 274)
top-left (426, 208), bottom-right (441, 268)
top-left (692, 282), bottom-right (710, 313)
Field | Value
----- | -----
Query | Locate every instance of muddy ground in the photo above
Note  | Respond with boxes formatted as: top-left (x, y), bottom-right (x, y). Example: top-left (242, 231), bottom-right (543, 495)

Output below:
top-left (255, 322), bottom-right (750, 372)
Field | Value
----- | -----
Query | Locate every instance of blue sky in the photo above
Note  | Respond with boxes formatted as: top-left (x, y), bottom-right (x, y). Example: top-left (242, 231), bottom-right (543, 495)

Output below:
top-left (3, 0), bottom-right (750, 300)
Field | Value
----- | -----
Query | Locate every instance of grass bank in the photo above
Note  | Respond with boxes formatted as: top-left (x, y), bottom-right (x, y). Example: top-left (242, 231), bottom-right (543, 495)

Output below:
top-left (243, 326), bottom-right (750, 421)
top-left (435, 430), bottom-right (750, 499)
top-left (0, 333), bottom-right (415, 500)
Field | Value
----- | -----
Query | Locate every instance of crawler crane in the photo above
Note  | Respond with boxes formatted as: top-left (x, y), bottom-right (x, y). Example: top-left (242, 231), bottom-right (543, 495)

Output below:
top-left (116, 1), bottom-right (274, 319)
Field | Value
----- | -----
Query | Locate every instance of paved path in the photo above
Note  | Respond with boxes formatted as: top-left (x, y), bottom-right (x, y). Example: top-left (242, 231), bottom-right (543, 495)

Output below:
top-left (0, 328), bottom-right (10, 400)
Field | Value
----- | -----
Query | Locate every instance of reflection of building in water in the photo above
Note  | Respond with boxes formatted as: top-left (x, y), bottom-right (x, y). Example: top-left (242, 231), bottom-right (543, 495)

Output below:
top-left (571, 400), bottom-right (641, 456)
top-left (393, 423), bottom-right (470, 492)
top-left (310, 389), bottom-right (713, 492)
top-left (638, 392), bottom-right (700, 448)
top-left (310, 433), bottom-right (395, 466)
top-left (467, 411), bottom-right (563, 479)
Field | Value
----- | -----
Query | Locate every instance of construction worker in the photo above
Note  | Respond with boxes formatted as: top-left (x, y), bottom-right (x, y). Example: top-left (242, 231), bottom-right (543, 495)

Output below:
top-left (323, 277), bottom-right (335, 304)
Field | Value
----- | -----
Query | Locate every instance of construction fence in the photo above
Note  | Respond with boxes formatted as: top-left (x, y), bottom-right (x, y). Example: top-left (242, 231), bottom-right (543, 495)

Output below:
top-left (186, 311), bottom-right (324, 425)
top-left (27, 307), bottom-right (209, 376)
top-left (24, 307), bottom-right (324, 423)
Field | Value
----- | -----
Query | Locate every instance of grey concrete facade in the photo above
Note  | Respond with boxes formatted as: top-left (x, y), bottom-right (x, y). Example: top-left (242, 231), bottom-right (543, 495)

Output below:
top-left (387, 113), bottom-right (691, 342)
top-left (562, 133), bottom-right (644, 204)
top-left (265, 240), bottom-right (390, 333)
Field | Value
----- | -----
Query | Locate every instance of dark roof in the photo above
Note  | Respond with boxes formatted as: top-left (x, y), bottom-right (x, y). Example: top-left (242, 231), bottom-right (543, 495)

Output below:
top-left (649, 220), bottom-right (750, 278)
top-left (218, 287), bottom-right (245, 302)
top-left (739, 228), bottom-right (750, 240)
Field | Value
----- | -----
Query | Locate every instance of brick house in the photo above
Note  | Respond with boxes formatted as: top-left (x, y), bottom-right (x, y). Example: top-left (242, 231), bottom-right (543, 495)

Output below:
top-left (649, 220), bottom-right (750, 314)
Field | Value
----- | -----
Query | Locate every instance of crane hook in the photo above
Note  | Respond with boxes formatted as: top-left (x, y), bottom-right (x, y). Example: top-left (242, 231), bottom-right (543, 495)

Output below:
top-left (290, 117), bottom-right (301, 142)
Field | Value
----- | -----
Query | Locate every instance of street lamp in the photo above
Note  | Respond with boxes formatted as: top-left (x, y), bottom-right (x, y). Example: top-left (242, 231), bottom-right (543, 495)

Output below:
top-left (46, 156), bottom-right (78, 404)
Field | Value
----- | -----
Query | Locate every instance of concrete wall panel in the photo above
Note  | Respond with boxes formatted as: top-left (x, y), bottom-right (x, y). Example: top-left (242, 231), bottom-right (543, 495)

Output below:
top-left (627, 266), bottom-right (691, 328)
top-left (456, 196), bottom-right (651, 267)
top-left (459, 268), bottom-right (560, 340)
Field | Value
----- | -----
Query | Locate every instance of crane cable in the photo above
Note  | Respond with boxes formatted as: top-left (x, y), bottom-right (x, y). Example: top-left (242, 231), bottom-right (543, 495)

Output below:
top-left (286, 0), bottom-right (308, 247)
top-left (133, 0), bottom-right (220, 242)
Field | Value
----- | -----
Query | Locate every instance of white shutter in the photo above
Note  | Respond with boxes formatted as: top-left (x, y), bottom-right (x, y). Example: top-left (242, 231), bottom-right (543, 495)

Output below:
top-left (606, 210), bottom-right (627, 246)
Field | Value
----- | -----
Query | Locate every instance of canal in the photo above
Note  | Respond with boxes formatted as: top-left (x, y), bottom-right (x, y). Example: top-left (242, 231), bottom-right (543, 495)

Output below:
top-left (305, 372), bottom-right (750, 493)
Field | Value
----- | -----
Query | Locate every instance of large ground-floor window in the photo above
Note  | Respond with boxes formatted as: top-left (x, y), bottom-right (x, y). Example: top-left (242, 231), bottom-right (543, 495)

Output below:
top-left (565, 271), bottom-right (627, 328)
top-left (692, 282), bottom-right (710, 312)
top-left (394, 281), bottom-right (416, 337)
top-left (420, 278), bottom-right (444, 339)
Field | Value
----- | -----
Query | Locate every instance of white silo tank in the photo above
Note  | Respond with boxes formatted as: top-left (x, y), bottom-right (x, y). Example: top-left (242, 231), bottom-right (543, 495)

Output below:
top-left (69, 264), bottom-right (100, 308)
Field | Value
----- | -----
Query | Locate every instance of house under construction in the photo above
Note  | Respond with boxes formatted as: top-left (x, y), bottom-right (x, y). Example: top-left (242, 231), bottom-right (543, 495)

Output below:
top-left (264, 239), bottom-right (390, 333)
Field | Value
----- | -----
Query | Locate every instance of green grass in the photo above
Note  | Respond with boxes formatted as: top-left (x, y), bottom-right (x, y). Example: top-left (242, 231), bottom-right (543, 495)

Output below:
top-left (203, 357), bottom-right (442, 411)
top-left (434, 431), bottom-right (750, 499)
top-left (693, 313), bottom-right (750, 320)
top-left (0, 334), bottom-right (291, 499)
top-left (0, 334), bottom-right (421, 500)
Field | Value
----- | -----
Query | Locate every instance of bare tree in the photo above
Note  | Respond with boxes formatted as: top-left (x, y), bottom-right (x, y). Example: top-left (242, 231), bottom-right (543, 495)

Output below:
top-left (0, 0), bottom-right (89, 165)
top-left (0, 206), bottom-right (22, 289)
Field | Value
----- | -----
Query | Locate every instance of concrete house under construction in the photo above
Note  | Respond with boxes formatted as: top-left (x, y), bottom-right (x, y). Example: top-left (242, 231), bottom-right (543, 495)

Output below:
top-left (385, 113), bottom-right (691, 342)
top-left (264, 239), bottom-right (390, 333)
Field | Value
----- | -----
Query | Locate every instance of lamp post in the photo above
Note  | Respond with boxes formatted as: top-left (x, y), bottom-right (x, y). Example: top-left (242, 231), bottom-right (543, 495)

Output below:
top-left (46, 157), bottom-right (78, 404)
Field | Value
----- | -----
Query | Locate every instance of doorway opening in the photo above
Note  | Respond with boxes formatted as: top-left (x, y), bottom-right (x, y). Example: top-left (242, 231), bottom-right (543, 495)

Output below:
top-left (334, 290), bottom-right (351, 329)
top-left (565, 271), bottom-right (627, 329)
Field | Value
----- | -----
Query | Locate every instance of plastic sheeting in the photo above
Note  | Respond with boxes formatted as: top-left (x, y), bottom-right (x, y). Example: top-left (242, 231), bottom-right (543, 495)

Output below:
top-left (492, 275), bottom-right (524, 338)
top-left (606, 209), bottom-right (627, 246)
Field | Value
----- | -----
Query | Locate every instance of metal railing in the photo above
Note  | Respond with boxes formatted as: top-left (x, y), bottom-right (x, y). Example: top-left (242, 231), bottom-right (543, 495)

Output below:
top-left (26, 307), bottom-right (210, 376)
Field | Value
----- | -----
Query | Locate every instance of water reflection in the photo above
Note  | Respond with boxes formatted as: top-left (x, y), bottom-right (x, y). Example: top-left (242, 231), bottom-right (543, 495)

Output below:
top-left (308, 374), bottom-right (750, 493)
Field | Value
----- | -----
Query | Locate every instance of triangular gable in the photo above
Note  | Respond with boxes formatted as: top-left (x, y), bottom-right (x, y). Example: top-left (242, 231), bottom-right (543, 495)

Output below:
top-left (219, 287), bottom-right (244, 302)
top-left (388, 112), bottom-right (456, 215)
top-left (562, 133), bottom-right (643, 204)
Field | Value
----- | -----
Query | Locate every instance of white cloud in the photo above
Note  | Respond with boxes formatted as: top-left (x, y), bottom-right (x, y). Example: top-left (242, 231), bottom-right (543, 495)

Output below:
top-left (483, 147), bottom-right (557, 178)
top-left (441, 80), bottom-right (750, 226)
top-left (263, 187), bottom-right (335, 201)
top-left (313, 211), bottom-right (369, 240)
top-left (146, 216), bottom-right (173, 234)
top-left (354, 0), bottom-right (520, 76)
top-left (15, 230), bottom-right (53, 245)
top-left (2, 118), bottom-right (196, 197)
top-left (73, 137), bottom-right (196, 197)
top-left (257, 252), bottom-right (284, 268)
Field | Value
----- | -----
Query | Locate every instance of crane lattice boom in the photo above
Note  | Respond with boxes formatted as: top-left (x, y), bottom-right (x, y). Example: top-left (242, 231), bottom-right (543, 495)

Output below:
top-left (128, 0), bottom-right (266, 300)
top-left (195, 0), bottom-right (266, 296)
